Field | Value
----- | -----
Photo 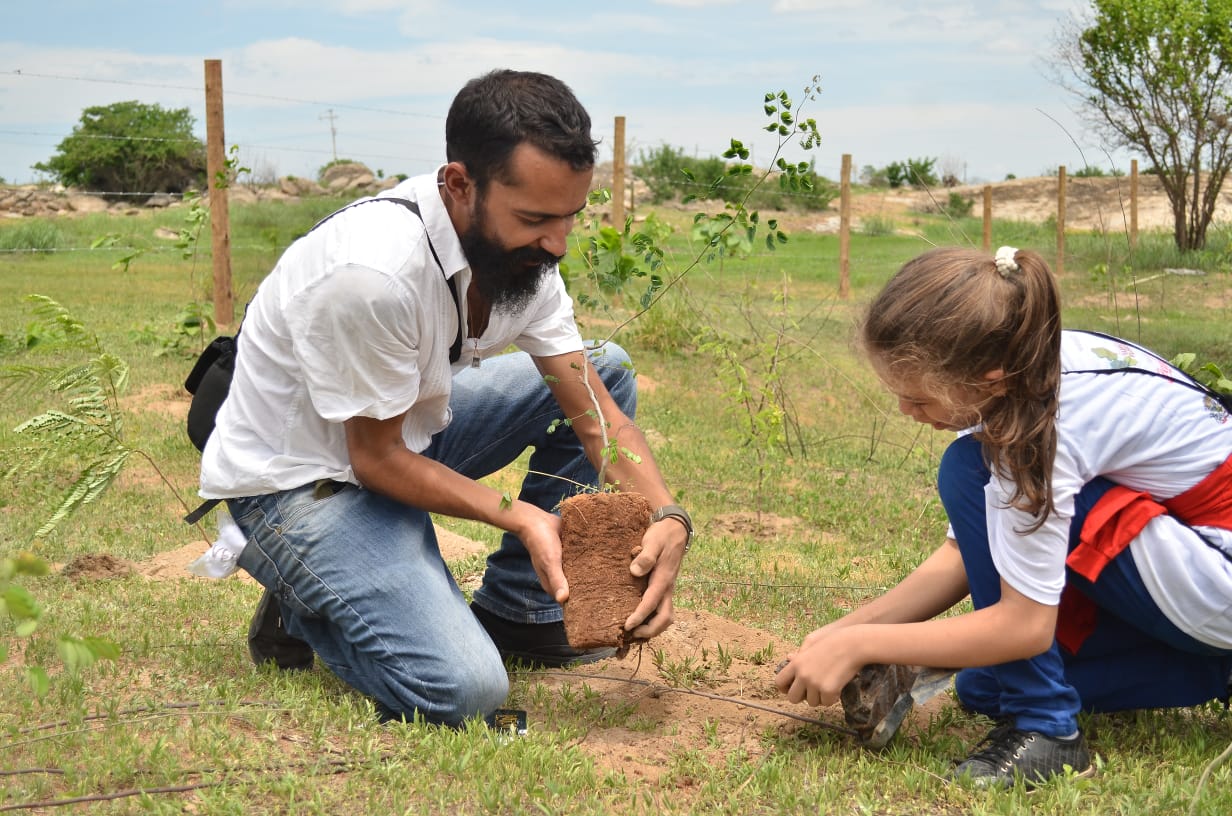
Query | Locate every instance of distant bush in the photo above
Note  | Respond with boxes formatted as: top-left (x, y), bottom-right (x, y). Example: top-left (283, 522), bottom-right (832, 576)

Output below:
top-left (33, 101), bottom-right (205, 198)
top-left (633, 144), bottom-right (835, 211)
top-left (1073, 165), bottom-right (1126, 178)
top-left (860, 214), bottom-right (896, 236)
top-left (885, 157), bottom-right (939, 189)
top-left (940, 192), bottom-right (974, 219)
top-left (860, 164), bottom-right (889, 188)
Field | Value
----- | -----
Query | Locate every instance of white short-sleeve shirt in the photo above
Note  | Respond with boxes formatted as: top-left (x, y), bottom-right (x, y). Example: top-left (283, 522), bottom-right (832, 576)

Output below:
top-left (982, 331), bottom-right (1232, 646)
top-left (199, 171), bottom-right (583, 498)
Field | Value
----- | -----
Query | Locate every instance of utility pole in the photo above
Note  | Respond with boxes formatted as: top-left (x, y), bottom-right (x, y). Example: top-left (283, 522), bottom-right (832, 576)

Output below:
top-left (320, 108), bottom-right (339, 161)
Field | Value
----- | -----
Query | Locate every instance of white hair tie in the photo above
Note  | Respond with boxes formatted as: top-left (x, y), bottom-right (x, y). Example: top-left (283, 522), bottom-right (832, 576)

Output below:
top-left (994, 246), bottom-right (1020, 277)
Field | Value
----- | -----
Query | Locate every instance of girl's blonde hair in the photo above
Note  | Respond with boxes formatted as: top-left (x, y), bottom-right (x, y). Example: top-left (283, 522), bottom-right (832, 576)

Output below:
top-left (860, 247), bottom-right (1062, 527)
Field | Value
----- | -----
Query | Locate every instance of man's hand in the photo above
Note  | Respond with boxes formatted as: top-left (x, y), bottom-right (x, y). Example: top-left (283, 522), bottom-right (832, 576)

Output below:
top-left (506, 500), bottom-right (571, 604)
top-left (622, 516), bottom-right (688, 640)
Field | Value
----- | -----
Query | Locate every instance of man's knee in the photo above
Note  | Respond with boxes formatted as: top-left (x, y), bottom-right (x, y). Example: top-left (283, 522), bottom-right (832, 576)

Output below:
top-left (436, 665), bottom-right (509, 727)
top-left (383, 655), bottom-right (509, 728)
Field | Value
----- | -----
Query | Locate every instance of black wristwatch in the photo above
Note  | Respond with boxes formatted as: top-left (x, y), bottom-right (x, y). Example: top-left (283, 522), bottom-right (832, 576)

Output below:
top-left (652, 504), bottom-right (694, 553)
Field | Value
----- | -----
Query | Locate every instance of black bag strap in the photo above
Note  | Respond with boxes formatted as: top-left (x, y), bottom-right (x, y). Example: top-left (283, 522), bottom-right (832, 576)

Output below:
top-left (307, 196), bottom-right (462, 363)
top-left (185, 196), bottom-right (461, 526)
top-left (1064, 329), bottom-right (1232, 412)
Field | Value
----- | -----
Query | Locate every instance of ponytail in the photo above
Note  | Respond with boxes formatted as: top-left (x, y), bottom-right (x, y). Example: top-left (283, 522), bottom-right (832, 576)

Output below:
top-left (860, 246), bottom-right (1062, 528)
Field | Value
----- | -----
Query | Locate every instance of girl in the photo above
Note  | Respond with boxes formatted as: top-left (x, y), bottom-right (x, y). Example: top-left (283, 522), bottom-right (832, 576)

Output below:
top-left (775, 246), bottom-right (1232, 786)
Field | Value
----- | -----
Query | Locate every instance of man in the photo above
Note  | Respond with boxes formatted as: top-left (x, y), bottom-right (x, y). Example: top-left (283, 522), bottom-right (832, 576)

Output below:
top-left (199, 69), bottom-right (690, 726)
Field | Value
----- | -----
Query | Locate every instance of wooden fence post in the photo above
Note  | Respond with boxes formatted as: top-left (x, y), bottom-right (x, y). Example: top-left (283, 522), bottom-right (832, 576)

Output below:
top-left (982, 185), bottom-right (992, 250)
top-left (839, 153), bottom-right (851, 299)
top-left (1130, 159), bottom-right (1139, 249)
top-left (611, 116), bottom-right (626, 229)
top-left (1056, 165), bottom-right (1066, 277)
top-left (204, 59), bottom-right (234, 328)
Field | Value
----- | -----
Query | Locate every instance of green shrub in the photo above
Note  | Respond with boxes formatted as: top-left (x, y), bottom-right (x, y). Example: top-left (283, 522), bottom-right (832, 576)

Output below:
top-left (861, 214), bottom-right (896, 236)
top-left (885, 157), bottom-right (938, 189)
top-left (633, 145), bottom-right (835, 211)
top-left (33, 101), bottom-right (205, 198)
top-left (940, 192), bottom-right (974, 219)
top-left (0, 222), bottom-right (63, 252)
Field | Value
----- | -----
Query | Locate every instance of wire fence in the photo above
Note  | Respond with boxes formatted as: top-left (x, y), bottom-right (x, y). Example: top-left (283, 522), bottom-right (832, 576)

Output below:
top-left (1, 62), bottom-right (1163, 280)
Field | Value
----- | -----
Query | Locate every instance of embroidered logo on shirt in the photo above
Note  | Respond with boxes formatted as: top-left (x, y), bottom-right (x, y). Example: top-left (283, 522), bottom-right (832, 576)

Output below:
top-left (1204, 395), bottom-right (1230, 424)
top-left (1092, 346), bottom-right (1136, 369)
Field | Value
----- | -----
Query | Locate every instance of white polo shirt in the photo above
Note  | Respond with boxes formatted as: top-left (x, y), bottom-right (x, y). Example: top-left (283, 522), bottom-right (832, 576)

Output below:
top-left (199, 171), bottom-right (583, 498)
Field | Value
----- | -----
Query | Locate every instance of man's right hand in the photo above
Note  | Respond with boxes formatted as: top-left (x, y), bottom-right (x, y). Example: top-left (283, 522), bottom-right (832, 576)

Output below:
top-left (504, 500), bottom-right (570, 604)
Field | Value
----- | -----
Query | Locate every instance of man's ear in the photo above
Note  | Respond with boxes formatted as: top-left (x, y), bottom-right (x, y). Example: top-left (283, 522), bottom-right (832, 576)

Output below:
top-left (440, 162), bottom-right (475, 207)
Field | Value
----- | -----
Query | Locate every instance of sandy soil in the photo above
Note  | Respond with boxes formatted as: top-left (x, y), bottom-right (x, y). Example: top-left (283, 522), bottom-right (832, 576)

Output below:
top-left (788, 173), bottom-right (1232, 236)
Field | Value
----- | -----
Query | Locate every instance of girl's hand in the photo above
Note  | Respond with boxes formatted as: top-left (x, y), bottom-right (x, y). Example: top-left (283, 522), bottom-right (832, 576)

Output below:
top-left (774, 625), bottom-right (868, 708)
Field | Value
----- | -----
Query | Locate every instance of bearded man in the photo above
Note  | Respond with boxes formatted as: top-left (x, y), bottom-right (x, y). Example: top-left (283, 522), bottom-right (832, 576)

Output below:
top-left (197, 69), bottom-right (690, 725)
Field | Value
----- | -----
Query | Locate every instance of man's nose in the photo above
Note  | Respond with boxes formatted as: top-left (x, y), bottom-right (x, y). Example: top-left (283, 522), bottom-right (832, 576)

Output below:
top-left (538, 217), bottom-right (572, 258)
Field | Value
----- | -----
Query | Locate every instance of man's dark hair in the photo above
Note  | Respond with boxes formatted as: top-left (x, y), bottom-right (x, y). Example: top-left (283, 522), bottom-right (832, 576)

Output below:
top-left (446, 69), bottom-right (598, 190)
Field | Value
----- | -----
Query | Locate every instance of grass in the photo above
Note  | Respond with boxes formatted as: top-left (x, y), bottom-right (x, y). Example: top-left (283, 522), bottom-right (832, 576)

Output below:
top-left (3, 194), bottom-right (1232, 814)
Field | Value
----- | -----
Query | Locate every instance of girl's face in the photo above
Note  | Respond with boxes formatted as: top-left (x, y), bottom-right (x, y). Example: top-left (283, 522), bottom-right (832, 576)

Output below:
top-left (886, 371), bottom-right (1006, 432)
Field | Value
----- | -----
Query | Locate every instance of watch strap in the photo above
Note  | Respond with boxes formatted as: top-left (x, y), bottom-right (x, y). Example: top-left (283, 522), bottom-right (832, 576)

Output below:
top-left (652, 504), bottom-right (693, 552)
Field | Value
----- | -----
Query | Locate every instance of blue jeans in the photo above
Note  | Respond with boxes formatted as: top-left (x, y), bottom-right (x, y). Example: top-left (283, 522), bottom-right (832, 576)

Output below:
top-left (939, 434), bottom-right (1232, 736)
top-left (230, 343), bottom-right (637, 725)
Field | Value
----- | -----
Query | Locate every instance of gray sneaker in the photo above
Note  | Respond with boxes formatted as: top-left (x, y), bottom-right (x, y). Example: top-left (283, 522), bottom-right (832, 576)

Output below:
top-left (953, 724), bottom-right (1095, 787)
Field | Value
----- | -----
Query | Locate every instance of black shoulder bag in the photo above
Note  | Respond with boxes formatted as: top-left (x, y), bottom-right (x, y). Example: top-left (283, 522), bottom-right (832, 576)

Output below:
top-left (183, 196), bottom-right (460, 523)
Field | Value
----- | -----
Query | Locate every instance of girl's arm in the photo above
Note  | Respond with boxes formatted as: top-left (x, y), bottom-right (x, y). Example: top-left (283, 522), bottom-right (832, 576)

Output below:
top-left (803, 538), bottom-right (969, 644)
top-left (776, 547), bottom-right (1058, 708)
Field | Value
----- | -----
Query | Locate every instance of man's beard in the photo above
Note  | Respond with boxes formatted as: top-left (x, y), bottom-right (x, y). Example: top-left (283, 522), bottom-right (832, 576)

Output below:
top-left (459, 208), bottom-right (561, 313)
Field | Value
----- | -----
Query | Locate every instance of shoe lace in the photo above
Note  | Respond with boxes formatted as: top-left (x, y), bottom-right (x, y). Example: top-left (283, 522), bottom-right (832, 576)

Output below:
top-left (967, 725), bottom-right (1031, 769)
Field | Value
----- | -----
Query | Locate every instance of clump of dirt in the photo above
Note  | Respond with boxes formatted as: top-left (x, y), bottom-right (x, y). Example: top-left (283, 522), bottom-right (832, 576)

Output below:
top-left (559, 491), bottom-right (651, 651)
top-left (706, 511), bottom-right (800, 540)
top-left (61, 553), bottom-right (135, 580)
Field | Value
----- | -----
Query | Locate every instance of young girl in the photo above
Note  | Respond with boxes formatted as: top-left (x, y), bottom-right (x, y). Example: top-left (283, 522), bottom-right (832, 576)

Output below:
top-left (775, 246), bottom-right (1232, 787)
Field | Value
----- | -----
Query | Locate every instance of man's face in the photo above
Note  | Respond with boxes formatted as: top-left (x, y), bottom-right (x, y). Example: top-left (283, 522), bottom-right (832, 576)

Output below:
top-left (459, 196), bottom-right (561, 312)
top-left (455, 143), bottom-right (593, 312)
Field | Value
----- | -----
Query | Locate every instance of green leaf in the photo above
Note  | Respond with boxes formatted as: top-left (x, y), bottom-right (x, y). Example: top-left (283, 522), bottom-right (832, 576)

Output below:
top-left (26, 666), bottom-right (50, 698)
top-left (3, 585), bottom-right (42, 621)
top-left (83, 636), bottom-right (121, 661)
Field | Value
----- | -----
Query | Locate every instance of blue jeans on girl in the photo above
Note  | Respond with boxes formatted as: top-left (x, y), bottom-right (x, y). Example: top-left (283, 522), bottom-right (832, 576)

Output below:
top-left (937, 434), bottom-right (1232, 736)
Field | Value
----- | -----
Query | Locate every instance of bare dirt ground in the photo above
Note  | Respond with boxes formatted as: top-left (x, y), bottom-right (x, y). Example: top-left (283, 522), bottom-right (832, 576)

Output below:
top-left (59, 518), bottom-right (953, 782)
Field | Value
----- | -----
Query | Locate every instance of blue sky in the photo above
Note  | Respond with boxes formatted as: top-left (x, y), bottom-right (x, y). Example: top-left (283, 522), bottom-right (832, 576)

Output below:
top-left (0, 0), bottom-right (1117, 189)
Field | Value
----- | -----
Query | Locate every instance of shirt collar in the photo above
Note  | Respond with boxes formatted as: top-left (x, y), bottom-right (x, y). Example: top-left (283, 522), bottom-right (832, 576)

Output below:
top-left (409, 168), bottom-right (468, 280)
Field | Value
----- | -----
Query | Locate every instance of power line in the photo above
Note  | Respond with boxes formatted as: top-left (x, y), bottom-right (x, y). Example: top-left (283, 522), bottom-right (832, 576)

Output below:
top-left (3, 69), bottom-right (445, 119)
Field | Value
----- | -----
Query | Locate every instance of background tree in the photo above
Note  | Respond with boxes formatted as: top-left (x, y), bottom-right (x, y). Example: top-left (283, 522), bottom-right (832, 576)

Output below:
top-left (34, 101), bottom-right (206, 199)
top-left (1054, 0), bottom-right (1232, 251)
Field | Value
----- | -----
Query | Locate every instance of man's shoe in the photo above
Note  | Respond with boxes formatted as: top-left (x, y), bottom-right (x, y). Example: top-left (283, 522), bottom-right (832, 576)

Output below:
top-left (470, 602), bottom-right (615, 668)
top-left (952, 724), bottom-right (1095, 788)
top-left (248, 588), bottom-right (314, 670)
